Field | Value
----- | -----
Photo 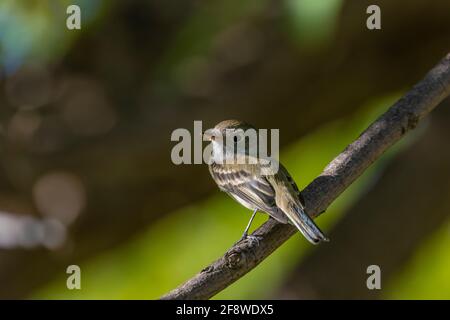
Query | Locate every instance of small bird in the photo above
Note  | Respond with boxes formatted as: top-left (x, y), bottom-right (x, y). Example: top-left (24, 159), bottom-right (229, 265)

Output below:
top-left (204, 120), bottom-right (328, 245)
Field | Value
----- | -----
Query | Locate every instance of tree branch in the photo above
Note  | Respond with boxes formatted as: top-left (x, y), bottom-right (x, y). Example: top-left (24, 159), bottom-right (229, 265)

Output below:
top-left (161, 53), bottom-right (450, 300)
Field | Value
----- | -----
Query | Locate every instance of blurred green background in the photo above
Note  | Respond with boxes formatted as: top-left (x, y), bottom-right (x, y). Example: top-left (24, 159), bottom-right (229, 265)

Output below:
top-left (0, 0), bottom-right (449, 299)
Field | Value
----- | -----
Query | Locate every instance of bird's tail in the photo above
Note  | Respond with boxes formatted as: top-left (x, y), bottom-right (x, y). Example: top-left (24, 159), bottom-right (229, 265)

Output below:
top-left (286, 204), bottom-right (329, 244)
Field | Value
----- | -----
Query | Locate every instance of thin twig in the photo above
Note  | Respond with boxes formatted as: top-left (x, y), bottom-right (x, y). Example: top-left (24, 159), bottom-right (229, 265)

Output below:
top-left (161, 53), bottom-right (450, 300)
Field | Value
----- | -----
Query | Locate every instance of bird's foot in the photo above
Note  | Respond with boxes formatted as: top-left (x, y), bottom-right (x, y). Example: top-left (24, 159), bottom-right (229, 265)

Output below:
top-left (234, 232), bottom-right (261, 247)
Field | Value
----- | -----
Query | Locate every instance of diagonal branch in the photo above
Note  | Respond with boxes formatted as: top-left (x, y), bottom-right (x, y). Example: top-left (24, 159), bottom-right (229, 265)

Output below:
top-left (161, 53), bottom-right (450, 300)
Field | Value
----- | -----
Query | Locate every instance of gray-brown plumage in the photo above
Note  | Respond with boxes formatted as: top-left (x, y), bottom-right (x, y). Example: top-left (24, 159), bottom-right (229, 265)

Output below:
top-left (205, 120), bottom-right (328, 244)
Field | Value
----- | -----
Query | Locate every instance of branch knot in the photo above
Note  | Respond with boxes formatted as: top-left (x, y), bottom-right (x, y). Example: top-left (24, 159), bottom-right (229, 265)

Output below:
top-left (225, 250), bottom-right (243, 269)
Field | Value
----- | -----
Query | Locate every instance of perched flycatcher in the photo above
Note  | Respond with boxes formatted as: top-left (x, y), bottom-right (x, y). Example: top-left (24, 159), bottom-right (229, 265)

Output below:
top-left (204, 120), bottom-right (328, 244)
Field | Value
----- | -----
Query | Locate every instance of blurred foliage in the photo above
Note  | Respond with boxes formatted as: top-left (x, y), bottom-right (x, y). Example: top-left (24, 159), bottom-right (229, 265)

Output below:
top-left (0, 0), bottom-right (448, 300)
top-left (284, 0), bottom-right (342, 49)
top-left (0, 0), bottom-right (104, 73)
top-left (386, 220), bottom-right (450, 299)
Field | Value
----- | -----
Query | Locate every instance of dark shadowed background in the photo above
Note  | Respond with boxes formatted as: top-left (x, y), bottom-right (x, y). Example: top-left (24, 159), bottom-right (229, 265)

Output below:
top-left (0, 0), bottom-right (449, 299)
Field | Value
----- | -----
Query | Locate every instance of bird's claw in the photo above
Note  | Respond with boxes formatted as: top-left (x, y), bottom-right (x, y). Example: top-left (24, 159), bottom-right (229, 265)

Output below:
top-left (234, 233), bottom-right (261, 247)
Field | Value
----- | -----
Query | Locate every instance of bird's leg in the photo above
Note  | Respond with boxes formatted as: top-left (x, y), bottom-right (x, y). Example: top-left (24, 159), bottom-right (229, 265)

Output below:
top-left (240, 208), bottom-right (258, 240)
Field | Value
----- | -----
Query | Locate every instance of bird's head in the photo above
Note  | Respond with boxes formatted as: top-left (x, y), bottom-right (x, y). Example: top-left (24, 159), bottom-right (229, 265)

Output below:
top-left (204, 120), bottom-right (256, 162)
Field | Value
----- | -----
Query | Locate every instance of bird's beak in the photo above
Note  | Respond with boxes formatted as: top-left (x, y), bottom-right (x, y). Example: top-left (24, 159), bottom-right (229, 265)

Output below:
top-left (203, 128), bottom-right (218, 141)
